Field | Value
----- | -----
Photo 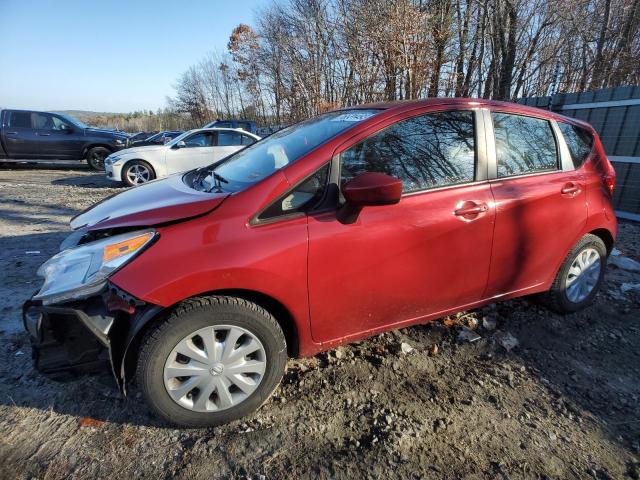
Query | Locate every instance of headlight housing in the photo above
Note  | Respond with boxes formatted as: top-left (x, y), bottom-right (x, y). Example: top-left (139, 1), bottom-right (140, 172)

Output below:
top-left (105, 155), bottom-right (120, 166)
top-left (114, 138), bottom-right (126, 146)
top-left (34, 229), bottom-right (157, 304)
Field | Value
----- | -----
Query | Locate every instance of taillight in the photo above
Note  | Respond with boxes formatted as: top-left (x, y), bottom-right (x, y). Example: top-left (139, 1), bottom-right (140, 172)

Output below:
top-left (603, 173), bottom-right (616, 196)
top-left (600, 155), bottom-right (616, 196)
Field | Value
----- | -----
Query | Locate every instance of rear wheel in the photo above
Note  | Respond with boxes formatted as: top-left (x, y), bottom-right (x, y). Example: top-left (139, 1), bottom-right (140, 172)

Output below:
top-left (86, 146), bottom-right (111, 171)
top-left (122, 160), bottom-right (155, 186)
top-left (541, 234), bottom-right (607, 313)
top-left (136, 296), bottom-right (287, 427)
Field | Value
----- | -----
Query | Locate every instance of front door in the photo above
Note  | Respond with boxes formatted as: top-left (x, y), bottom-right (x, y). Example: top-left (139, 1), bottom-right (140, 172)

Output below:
top-left (166, 131), bottom-right (217, 174)
top-left (307, 109), bottom-right (496, 343)
top-left (31, 112), bottom-right (79, 158)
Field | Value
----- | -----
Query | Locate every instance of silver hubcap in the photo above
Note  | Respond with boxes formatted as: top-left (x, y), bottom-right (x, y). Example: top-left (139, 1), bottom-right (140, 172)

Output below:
top-left (565, 247), bottom-right (601, 303)
top-left (163, 325), bottom-right (266, 412)
top-left (126, 164), bottom-right (150, 184)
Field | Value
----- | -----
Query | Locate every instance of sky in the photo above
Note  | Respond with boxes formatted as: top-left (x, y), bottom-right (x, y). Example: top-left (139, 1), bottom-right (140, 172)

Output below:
top-left (0, 0), bottom-right (269, 113)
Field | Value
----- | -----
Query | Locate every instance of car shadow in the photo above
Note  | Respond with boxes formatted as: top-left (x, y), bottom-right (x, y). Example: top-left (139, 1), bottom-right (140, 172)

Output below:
top-left (51, 174), bottom-right (125, 189)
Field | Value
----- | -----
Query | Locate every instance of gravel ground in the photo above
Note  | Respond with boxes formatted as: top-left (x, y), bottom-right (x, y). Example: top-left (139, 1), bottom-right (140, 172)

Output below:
top-left (0, 164), bottom-right (639, 479)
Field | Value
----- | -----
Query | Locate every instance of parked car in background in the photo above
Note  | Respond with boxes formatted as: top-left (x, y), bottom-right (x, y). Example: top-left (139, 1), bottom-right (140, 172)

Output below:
top-left (128, 131), bottom-right (158, 143)
top-left (130, 130), bottom-right (183, 147)
top-left (0, 109), bottom-right (129, 170)
top-left (24, 98), bottom-right (617, 427)
top-left (105, 128), bottom-right (260, 186)
top-left (203, 119), bottom-right (257, 135)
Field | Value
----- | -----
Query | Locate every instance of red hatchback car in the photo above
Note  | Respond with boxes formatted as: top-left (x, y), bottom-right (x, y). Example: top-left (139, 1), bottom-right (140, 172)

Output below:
top-left (24, 99), bottom-right (617, 427)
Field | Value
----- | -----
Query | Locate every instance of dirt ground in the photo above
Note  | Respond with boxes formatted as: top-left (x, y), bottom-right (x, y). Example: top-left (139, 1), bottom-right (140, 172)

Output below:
top-left (0, 163), bottom-right (639, 480)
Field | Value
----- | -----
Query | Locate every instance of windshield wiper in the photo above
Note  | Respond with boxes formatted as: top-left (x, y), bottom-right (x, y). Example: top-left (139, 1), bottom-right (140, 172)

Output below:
top-left (207, 171), bottom-right (229, 193)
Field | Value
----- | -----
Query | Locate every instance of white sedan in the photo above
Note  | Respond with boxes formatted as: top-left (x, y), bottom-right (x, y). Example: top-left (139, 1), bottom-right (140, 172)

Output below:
top-left (105, 128), bottom-right (261, 186)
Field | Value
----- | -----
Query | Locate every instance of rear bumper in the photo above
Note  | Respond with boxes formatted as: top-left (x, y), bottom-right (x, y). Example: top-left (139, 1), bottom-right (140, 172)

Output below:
top-left (23, 284), bottom-right (161, 392)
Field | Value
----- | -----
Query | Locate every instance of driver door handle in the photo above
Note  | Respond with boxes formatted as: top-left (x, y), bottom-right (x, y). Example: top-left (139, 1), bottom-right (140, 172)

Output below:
top-left (37, 132), bottom-right (51, 136)
top-left (454, 203), bottom-right (488, 216)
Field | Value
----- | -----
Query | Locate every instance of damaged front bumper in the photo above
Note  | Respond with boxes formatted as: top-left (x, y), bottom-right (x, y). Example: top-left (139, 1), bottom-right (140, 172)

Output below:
top-left (23, 283), bottom-right (163, 393)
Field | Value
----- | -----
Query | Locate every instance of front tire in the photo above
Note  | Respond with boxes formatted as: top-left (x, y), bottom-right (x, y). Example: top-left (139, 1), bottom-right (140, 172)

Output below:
top-left (136, 296), bottom-right (287, 428)
top-left (86, 146), bottom-right (111, 171)
top-left (122, 160), bottom-right (155, 186)
top-left (541, 234), bottom-right (607, 313)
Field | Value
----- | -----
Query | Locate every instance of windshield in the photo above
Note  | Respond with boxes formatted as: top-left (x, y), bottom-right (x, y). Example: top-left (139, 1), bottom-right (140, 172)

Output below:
top-left (57, 113), bottom-right (88, 129)
top-left (190, 109), bottom-right (380, 193)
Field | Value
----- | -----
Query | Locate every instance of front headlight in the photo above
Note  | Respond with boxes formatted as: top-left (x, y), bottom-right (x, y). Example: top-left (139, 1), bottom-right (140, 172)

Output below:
top-left (105, 155), bottom-right (120, 166)
top-left (34, 229), bottom-right (157, 304)
top-left (114, 138), bottom-right (126, 146)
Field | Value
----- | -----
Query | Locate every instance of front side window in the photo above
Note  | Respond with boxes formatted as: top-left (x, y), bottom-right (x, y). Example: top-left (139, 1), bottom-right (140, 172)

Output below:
top-left (31, 113), bottom-right (53, 129)
top-left (492, 113), bottom-right (558, 178)
top-left (183, 132), bottom-right (213, 147)
top-left (340, 110), bottom-right (476, 193)
top-left (558, 122), bottom-right (593, 168)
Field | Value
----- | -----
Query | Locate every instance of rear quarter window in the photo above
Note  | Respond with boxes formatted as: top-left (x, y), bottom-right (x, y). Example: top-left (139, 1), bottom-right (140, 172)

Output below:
top-left (558, 123), bottom-right (594, 168)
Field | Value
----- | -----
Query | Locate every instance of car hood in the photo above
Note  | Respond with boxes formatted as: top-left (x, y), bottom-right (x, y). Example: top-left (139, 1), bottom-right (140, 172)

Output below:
top-left (85, 127), bottom-right (129, 138)
top-left (70, 174), bottom-right (228, 230)
top-left (117, 145), bottom-right (166, 155)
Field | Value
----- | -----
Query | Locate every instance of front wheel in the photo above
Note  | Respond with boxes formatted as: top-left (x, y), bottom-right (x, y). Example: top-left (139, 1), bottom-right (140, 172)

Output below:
top-left (136, 296), bottom-right (287, 427)
top-left (86, 146), bottom-right (111, 171)
top-left (541, 234), bottom-right (607, 313)
top-left (122, 160), bottom-right (155, 186)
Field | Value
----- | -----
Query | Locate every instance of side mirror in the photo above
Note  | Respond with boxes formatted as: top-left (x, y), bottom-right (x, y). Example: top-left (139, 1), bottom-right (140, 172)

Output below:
top-left (338, 172), bottom-right (402, 224)
top-left (173, 140), bottom-right (186, 149)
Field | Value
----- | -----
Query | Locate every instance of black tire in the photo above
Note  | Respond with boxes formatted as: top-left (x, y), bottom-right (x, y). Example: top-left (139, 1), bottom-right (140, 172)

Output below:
top-left (86, 146), bottom-right (111, 171)
top-left (136, 296), bottom-right (287, 428)
top-left (541, 234), bottom-right (607, 313)
top-left (121, 160), bottom-right (155, 187)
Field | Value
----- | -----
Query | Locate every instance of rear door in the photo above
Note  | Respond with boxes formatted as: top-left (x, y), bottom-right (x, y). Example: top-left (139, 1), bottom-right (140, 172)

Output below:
top-left (2, 111), bottom-right (40, 158)
top-left (483, 109), bottom-right (587, 297)
top-left (307, 108), bottom-right (496, 343)
top-left (215, 130), bottom-right (250, 159)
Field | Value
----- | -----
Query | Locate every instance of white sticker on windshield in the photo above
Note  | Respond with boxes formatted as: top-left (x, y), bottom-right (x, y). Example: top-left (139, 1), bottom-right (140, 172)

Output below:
top-left (331, 112), bottom-right (376, 122)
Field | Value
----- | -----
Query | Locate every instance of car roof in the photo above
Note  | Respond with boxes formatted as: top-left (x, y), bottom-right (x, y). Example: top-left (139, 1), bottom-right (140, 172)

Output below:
top-left (189, 127), bottom-right (261, 138)
top-left (341, 97), bottom-right (593, 131)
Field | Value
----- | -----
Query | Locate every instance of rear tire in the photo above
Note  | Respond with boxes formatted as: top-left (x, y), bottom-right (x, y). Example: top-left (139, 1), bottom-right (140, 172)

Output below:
top-left (86, 146), bottom-right (111, 171)
top-left (122, 160), bottom-right (155, 187)
top-left (541, 234), bottom-right (607, 313)
top-left (136, 296), bottom-right (287, 428)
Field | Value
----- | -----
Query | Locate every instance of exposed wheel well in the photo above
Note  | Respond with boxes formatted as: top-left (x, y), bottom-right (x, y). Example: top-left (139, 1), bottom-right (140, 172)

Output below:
top-left (589, 228), bottom-right (614, 254)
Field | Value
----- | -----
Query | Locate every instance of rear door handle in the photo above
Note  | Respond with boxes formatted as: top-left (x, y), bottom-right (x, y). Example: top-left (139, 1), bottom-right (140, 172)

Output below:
top-left (5, 131), bottom-right (18, 135)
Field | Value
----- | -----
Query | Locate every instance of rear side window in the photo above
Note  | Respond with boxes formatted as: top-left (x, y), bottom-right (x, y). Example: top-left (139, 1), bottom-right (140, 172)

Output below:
top-left (558, 123), bottom-right (593, 168)
top-left (241, 134), bottom-right (255, 146)
top-left (217, 131), bottom-right (243, 146)
top-left (8, 111), bottom-right (32, 128)
top-left (492, 113), bottom-right (558, 178)
top-left (340, 110), bottom-right (476, 193)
